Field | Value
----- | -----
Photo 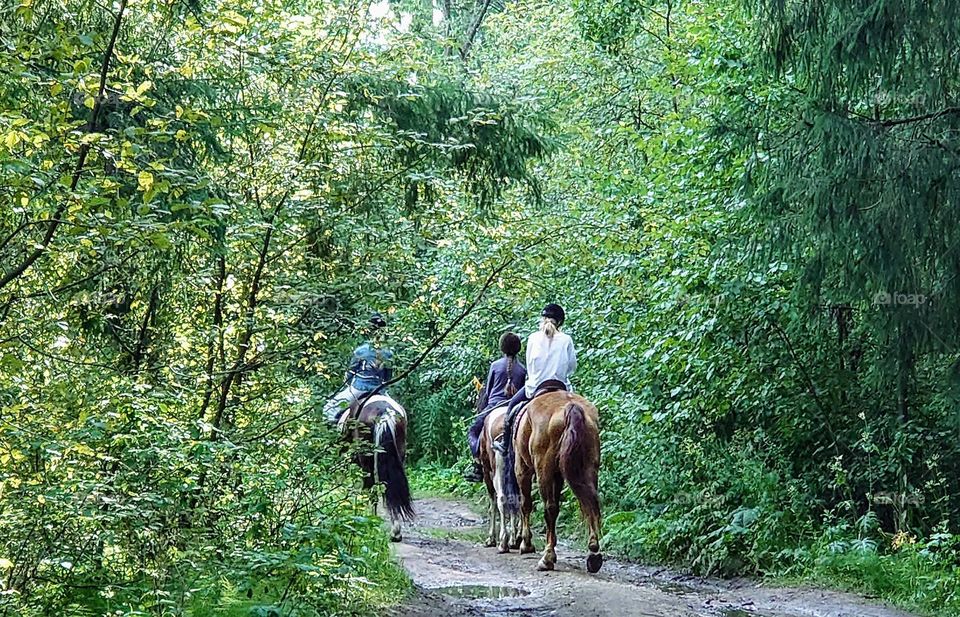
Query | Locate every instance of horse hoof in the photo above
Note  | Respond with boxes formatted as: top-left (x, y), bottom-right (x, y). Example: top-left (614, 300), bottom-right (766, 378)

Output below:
top-left (510, 540), bottom-right (521, 550)
top-left (520, 544), bottom-right (536, 555)
top-left (497, 546), bottom-right (510, 554)
top-left (586, 552), bottom-right (603, 573)
top-left (390, 534), bottom-right (402, 543)
top-left (537, 558), bottom-right (555, 571)
top-left (484, 538), bottom-right (497, 548)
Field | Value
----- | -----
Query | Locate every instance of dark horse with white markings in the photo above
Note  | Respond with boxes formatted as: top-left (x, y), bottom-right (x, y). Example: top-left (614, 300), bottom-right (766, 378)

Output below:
top-left (504, 390), bottom-right (602, 573)
top-left (478, 404), bottom-right (520, 552)
top-left (344, 394), bottom-right (414, 541)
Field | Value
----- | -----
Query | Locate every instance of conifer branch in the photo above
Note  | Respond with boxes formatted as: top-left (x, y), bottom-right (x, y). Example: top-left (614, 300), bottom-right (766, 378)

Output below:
top-left (873, 106), bottom-right (960, 128)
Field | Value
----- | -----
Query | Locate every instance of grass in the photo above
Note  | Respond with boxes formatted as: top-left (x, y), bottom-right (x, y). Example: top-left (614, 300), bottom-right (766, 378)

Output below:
top-left (181, 568), bottom-right (412, 617)
top-left (407, 462), bottom-right (486, 501)
top-left (777, 547), bottom-right (960, 617)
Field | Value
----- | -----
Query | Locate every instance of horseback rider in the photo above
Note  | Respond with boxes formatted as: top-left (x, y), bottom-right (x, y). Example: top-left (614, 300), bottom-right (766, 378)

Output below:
top-left (323, 312), bottom-right (394, 426)
top-left (464, 332), bottom-right (527, 482)
top-left (493, 303), bottom-right (576, 455)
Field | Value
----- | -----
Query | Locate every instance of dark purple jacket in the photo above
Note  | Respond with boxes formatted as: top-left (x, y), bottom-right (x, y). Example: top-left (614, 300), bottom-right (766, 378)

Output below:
top-left (478, 356), bottom-right (527, 411)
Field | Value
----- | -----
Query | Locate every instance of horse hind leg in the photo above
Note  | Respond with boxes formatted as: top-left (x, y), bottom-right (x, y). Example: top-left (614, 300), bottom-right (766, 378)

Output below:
top-left (493, 451), bottom-right (511, 553)
top-left (377, 495), bottom-right (403, 542)
top-left (569, 468), bottom-right (603, 573)
top-left (483, 467), bottom-right (498, 548)
top-left (536, 473), bottom-right (563, 571)
top-left (517, 463), bottom-right (536, 555)
top-left (390, 514), bottom-right (402, 543)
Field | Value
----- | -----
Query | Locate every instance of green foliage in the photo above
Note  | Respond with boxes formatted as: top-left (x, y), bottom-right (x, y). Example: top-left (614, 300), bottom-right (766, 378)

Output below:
top-left (394, 0), bottom-right (960, 614)
top-left (5, 0), bottom-right (960, 614)
top-left (405, 383), bottom-right (472, 464)
top-left (0, 0), bottom-right (547, 614)
top-left (408, 463), bottom-right (484, 501)
top-left (745, 0), bottom-right (960, 432)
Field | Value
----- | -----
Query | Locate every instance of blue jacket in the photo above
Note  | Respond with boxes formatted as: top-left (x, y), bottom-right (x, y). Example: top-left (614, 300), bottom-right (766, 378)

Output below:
top-left (348, 343), bottom-right (393, 391)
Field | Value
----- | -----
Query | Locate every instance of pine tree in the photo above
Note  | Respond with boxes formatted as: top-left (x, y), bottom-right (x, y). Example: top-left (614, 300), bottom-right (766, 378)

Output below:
top-left (746, 0), bottom-right (960, 421)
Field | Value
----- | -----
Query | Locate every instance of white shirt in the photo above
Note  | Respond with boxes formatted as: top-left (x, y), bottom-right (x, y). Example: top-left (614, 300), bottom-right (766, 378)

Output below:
top-left (524, 329), bottom-right (577, 397)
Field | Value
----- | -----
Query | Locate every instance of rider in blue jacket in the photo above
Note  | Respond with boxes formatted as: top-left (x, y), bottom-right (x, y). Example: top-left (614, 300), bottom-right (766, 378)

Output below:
top-left (323, 312), bottom-right (394, 425)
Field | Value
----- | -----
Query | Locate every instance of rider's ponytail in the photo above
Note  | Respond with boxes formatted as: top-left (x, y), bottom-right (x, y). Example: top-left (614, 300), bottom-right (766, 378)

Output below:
top-left (541, 316), bottom-right (558, 339)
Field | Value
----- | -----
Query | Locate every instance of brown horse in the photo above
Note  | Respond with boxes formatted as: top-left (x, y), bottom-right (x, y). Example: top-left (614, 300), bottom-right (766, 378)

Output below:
top-left (344, 394), bottom-right (414, 542)
top-left (508, 391), bottom-right (602, 573)
top-left (478, 404), bottom-right (520, 552)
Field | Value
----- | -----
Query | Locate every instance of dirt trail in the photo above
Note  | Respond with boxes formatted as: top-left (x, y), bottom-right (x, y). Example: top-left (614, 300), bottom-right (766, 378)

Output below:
top-left (388, 497), bottom-right (918, 617)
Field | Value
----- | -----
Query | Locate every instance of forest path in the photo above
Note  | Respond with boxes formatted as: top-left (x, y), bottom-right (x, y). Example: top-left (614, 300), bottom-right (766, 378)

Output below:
top-left (387, 497), bottom-right (917, 617)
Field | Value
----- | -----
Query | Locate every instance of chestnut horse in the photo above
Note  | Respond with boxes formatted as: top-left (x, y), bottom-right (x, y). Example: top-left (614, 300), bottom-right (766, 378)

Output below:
top-left (506, 391), bottom-right (602, 572)
top-left (478, 404), bottom-right (520, 552)
top-left (344, 394), bottom-right (415, 541)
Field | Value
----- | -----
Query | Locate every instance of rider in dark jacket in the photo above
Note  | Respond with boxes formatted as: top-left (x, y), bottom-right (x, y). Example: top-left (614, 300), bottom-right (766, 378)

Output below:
top-left (323, 312), bottom-right (393, 425)
top-left (464, 332), bottom-right (526, 482)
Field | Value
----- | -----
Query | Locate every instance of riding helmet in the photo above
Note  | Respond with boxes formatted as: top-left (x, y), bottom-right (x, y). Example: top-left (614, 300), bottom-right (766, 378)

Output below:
top-left (541, 303), bottom-right (565, 326)
top-left (369, 312), bottom-right (387, 329)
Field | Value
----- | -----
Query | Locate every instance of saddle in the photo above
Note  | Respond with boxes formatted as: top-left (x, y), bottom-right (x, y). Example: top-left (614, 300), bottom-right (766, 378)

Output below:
top-left (532, 379), bottom-right (567, 399)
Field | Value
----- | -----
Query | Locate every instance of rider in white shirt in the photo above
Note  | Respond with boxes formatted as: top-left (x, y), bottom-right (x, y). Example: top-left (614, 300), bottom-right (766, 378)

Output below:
top-left (494, 303), bottom-right (576, 454)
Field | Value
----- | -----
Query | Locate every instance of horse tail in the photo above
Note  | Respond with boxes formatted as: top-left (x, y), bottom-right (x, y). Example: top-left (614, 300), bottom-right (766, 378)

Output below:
top-left (375, 409), bottom-right (415, 521)
top-left (559, 403), bottom-right (600, 522)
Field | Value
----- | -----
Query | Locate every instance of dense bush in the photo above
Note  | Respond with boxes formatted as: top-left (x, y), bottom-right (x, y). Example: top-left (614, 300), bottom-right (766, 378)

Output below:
top-left (0, 0), bottom-right (545, 613)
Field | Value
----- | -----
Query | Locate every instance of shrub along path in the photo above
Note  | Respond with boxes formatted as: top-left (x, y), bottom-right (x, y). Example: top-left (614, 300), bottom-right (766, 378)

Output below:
top-left (388, 497), bottom-right (917, 617)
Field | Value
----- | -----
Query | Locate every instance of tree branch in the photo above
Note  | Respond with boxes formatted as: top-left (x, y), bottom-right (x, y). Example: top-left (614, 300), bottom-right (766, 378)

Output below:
top-left (212, 202), bottom-right (282, 429)
top-left (872, 106), bottom-right (960, 128)
top-left (0, 0), bottom-right (128, 294)
top-left (459, 0), bottom-right (493, 61)
top-left (198, 251), bottom-right (226, 421)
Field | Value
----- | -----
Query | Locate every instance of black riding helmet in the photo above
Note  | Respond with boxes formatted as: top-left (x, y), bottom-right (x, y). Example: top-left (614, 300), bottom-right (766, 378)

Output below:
top-left (541, 303), bottom-right (565, 326)
top-left (369, 312), bottom-right (387, 329)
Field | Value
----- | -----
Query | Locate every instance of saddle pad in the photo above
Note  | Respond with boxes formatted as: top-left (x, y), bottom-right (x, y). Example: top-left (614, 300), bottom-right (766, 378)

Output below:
top-left (338, 394), bottom-right (406, 433)
top-left (511, 402), bottom-right (530, 442)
